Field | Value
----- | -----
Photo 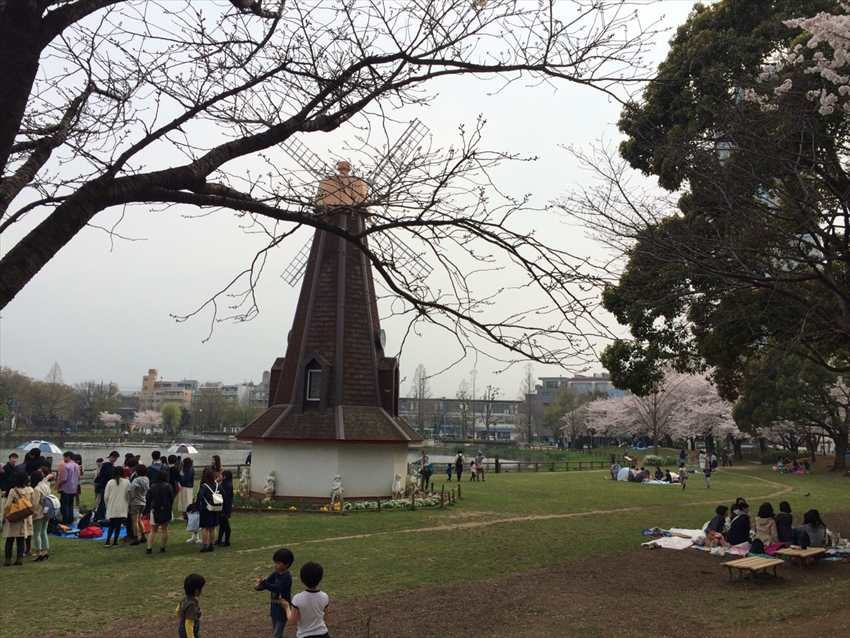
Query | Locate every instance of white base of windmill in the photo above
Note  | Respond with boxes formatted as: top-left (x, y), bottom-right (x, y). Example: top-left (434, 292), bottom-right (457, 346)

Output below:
top-left (249, 441), bottom-right (410, 500)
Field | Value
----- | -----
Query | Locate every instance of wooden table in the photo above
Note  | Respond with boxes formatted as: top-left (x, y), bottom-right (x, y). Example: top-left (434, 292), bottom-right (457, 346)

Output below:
top-left (775, 547), bottom-right (826, 566)
top-left (723, 556), bottom-right (784, 580)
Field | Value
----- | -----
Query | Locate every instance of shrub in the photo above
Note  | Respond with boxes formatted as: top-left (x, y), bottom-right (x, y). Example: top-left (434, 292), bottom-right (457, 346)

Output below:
top-left (641, 454), bottom-right (664, 466)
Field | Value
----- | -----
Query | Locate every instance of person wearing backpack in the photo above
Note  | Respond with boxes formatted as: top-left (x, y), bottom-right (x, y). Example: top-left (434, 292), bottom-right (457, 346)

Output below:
top-left (3, 472), bottom-right (34, 566)
top-left (30, 470), bottom-right (54, 561)
top-left (145, 470), bottom-right (175, 554)
top-left (195, 467), bottom-right (221, 553)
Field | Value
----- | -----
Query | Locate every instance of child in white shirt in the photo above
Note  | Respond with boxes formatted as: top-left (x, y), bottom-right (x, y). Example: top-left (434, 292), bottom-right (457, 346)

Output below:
top-left (281, 561), bottom-right (330, 638)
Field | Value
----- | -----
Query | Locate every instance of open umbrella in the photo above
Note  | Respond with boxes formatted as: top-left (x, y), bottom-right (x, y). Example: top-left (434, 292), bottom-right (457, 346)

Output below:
top-left (17, 440), bottom-right (63, 454)
top-left (166, 443), bottom-right (199, 455)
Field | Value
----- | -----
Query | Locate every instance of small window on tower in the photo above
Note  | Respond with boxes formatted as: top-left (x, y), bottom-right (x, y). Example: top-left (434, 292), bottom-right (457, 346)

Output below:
top-left (306, 369), bottom-right (321, 401)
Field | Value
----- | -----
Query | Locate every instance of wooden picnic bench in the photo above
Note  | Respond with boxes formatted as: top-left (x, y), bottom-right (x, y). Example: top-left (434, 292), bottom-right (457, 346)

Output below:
top-left (775, 547), bottom-right (826, 566)
top-left (723, 556), bottom-right (784, 580)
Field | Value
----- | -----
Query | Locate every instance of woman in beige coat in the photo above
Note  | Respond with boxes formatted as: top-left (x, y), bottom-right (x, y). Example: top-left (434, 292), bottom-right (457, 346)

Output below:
top-left (3, 472), bottom-right (34, 566)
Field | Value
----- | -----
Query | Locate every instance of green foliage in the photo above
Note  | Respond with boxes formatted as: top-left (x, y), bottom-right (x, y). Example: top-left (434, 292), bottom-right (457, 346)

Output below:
top-left (160, 402), bottom-right (182, 435)
top-left (734, 350), bottom-right (848, 468)
top-left (640, 454), bottom-right (663, 466)
top-left (603, 0), bottom-right (850, 403)
top-left (543, 386), bottom-right (606, 439)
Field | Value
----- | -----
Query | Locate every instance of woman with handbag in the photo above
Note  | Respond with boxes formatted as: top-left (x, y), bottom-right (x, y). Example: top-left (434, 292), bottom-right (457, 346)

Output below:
top-left (195, 467), bottom-right (221, 553)
top-left (3, 472), bottom-right (34, 566)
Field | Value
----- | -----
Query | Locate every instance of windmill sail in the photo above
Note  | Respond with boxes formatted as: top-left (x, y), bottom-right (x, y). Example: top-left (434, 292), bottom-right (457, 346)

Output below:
top-left (366, 119), bottom-right (429, 196)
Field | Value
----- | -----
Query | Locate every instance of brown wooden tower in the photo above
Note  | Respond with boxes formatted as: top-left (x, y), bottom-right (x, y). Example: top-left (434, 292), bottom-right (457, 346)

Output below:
top-left (238, 162), bottom-right (420, 447)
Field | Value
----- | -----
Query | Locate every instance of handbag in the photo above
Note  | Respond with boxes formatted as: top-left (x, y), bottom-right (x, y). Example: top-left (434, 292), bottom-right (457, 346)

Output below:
top-left (4, 491), bottom-right (34, 523)
top-left (204, 484), bottom-right (224, 512)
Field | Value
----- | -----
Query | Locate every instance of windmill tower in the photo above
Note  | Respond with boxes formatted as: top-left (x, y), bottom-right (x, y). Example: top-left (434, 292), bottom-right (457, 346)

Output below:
top-left (238, 122), bottom-right (430, 500)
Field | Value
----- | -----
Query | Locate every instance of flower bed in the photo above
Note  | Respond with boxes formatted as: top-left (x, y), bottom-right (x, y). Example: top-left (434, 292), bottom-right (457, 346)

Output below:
top-left (233, 493), bottom-right (452, 513)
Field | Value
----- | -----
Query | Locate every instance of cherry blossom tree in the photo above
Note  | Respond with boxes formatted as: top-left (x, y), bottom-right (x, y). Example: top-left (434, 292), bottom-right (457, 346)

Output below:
top-left (132, 409), bottom-right (162, 434)
top-left (97, 411), bottom-right (122, 429)
top-left (583, 371), bottom-right (738, 453)
top-left (750, 3), bottom-right (850, 115)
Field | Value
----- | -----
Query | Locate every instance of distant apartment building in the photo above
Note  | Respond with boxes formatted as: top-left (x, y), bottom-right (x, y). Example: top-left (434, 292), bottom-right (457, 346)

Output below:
top-left (528, 372), bottom-right (624, 425)
top-left (398, 396), bottom-right (522, 440)
top-left (139, 369), bottom-right (198, 410)
top-left (248, 370), bottom-right (271, 408)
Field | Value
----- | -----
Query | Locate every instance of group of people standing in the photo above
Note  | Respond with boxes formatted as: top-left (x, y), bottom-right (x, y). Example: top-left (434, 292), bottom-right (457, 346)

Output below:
top-left (1, 450), bottom-right (60, 565)
top-left (444, 451), bottom-right (487, 482)
top-left (93, 450), bottom-right (233, 554)
top-left (1, 448), bottom-right (235, 567)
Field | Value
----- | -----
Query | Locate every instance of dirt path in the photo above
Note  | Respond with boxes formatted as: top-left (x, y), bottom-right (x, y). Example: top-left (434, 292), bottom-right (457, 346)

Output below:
top-left (239, 469), bottom-right (793, 556)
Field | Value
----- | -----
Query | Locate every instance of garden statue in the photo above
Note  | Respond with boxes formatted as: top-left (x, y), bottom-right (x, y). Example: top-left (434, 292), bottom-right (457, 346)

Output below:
top-left (392, 473), bottom-right (404, 499)
top-left (406, 467), bottom-right (420, 497)
top-left (239, 466), bottom-right (251, 498)
top-left (263, 471), bottom-right (276, 503)
top-left (330, 474), bottom-right (344, 508)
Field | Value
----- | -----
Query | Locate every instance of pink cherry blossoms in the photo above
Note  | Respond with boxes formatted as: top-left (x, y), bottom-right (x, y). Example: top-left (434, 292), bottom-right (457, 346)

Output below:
top-left (751, 3), bottom-right (850, 115)
top-left (579, 370), bottom-right (738, 443)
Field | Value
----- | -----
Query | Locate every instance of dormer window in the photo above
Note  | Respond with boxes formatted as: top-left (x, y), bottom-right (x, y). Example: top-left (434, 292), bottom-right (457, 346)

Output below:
top-left (306, 368), bottom-right (322, 401)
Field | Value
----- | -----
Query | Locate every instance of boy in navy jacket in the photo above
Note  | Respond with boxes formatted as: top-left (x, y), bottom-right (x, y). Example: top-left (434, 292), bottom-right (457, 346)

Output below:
top-left (255, 548), bottom-right (294, 638)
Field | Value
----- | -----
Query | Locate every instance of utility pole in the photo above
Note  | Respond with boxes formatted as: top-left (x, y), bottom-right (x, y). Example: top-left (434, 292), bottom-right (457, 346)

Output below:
top-left (470, 368), bottom-right (477, 441)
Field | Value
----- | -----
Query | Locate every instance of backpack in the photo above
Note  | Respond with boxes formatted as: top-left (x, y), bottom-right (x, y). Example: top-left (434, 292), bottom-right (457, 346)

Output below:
top-left (41, 493), bottom-right (61, 520)
top-left (203, 484), bottom-right (224, 512)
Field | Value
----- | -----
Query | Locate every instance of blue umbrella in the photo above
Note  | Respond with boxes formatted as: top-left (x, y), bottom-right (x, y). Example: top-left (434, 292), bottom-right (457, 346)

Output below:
top-left (17, 440), bottom-right (63, 454)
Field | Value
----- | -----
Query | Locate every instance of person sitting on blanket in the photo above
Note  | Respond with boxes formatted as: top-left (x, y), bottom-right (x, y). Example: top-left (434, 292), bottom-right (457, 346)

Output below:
top-left (775, 501), bottom-right (794, 544)
top-left (632, 467), bottom-right (648, 482)
top-left (653, 466), bottom-right (663, 481)
top-left (795, 509), bottom-right (828, 548)
top-left (753, 502), bottom-right (778, 546)
top-left (663, 470), bottom-right (673, 483)
top-left (724, 500), bottom-right (751, 545)
top-left (705, 505), bottom-right (730, 547)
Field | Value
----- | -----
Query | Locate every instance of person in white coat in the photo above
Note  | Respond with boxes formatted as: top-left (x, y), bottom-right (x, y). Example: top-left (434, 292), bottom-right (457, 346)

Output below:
top-left (103, 466), bottom-right (130, 546)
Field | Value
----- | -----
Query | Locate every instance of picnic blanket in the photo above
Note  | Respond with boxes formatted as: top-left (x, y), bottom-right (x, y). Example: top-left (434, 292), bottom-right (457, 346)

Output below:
top-left (59, 526), bottom-right (129, 542)
top-left (641, 480), bottom-right (675, 486)
top-left (642, 536), bottom-right (694, 550)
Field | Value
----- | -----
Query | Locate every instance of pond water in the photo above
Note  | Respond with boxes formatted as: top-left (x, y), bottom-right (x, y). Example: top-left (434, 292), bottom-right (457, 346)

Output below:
top-left (0, 443), bottom-right (488, 472)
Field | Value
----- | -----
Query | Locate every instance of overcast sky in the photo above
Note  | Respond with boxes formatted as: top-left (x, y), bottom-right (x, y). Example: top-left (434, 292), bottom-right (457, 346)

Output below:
top-left (1, 2), bottom-right (696, 398)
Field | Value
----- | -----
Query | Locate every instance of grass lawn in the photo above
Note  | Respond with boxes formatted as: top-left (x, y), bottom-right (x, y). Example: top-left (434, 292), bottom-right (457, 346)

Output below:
top-left (2, 464), bottom-right (848, 637)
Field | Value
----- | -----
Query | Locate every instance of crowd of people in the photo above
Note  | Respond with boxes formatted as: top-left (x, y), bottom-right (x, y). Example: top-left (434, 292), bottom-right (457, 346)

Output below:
top-left (0, 448), bottom-right (235, 566)
top-left (611, 448), bottom-right (730, 489)
top-left (418, 450), bottom-right (488, 490)
top-left (704, 498), bottom-right (832, 552)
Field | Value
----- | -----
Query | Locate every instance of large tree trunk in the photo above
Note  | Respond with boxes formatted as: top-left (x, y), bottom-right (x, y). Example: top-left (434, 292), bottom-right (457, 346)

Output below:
top-left (0, 2), bottom-right (42, 174)
top-left (0, 181), bottom-right (112, 307)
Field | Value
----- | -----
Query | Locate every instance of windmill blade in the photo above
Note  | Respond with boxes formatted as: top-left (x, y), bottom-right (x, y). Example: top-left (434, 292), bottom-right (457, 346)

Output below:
top-left (366, 119), bottom-right (429, 195)
top-left (280, 137), bottom-right (333, 182)
top-left (370, 231), bottom-right (434, 281)
top-left (280, 238), bottom-right (313, 287)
